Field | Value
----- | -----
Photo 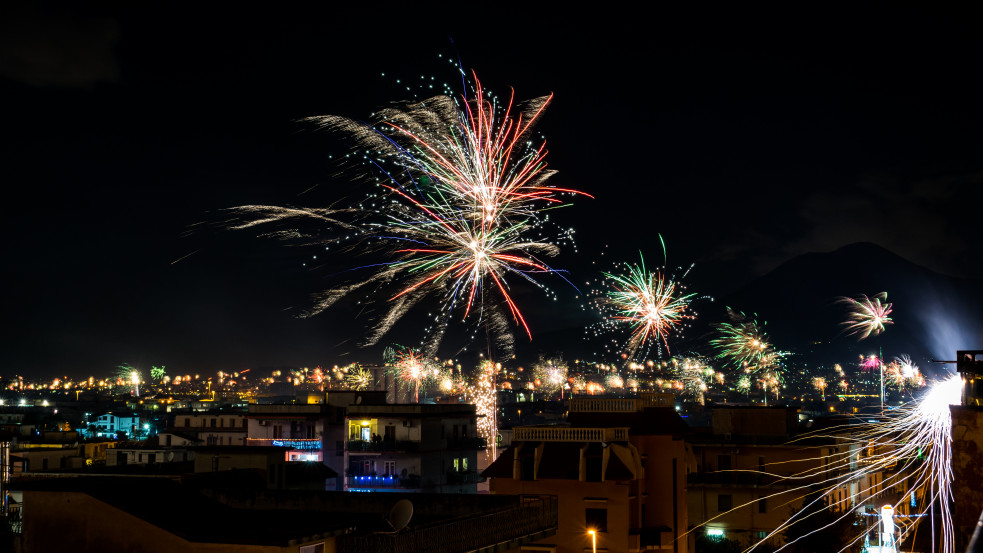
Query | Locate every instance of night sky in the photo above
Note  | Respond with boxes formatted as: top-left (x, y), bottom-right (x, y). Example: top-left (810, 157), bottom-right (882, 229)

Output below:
top-left (3, 5), bottom-right (982, 379)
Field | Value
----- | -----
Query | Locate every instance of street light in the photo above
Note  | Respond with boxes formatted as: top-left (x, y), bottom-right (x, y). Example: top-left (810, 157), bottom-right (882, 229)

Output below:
top-left (588, 529), bottom-right (596, 553)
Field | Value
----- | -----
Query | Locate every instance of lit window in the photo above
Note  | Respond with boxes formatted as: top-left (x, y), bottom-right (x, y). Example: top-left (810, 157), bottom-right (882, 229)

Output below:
top-left (585, 508), bottom-right (607, 532)
top-left (707, 528), bottom-right (724, 538)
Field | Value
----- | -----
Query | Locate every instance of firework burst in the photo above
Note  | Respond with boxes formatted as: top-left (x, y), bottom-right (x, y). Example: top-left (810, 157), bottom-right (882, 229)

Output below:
top-left (840, 292), bottom-right (894, 340)
top-left (532, 356), bottom-right (568, 398)
top-left (226, 69), bottom-right (587, 357)
top-left (344, 364), bottom-right (375, 391)
top-left (589, 243), bottom-right (699, 360)
top-left (712, 309), bottom-right (774, 370)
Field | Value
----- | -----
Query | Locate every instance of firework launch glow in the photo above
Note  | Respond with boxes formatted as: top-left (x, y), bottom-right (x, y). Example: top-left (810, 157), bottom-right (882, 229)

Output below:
top-left (729, 374), bottom-right (961, 553)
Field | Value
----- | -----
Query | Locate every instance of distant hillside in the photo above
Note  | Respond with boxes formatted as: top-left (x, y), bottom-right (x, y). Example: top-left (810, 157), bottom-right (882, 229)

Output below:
top-left (717, 242), bottom-right (983, 371)
top-left (511, 242), bottom-right (983, 373)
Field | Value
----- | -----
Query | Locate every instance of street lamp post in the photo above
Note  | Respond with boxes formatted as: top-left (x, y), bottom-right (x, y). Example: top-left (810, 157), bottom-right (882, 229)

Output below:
top-left (588, 529), bottom-right (596, 553)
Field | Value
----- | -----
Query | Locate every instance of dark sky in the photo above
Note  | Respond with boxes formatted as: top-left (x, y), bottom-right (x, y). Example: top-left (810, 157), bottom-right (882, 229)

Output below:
top-left (3, 5), bottom-right (982, 379)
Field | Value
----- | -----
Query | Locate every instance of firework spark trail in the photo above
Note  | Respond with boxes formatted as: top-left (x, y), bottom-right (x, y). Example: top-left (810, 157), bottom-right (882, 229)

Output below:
top-left (344, 364), bottom-right (374, 391)
top-left (384, 345), bottom-right (438, 402)
top-left (225, 71), bottom-right (587, 356)
top-left (840, 292), bottom-right (894, 340)
top-left (671, 357), bottom-right (713, 403)
top-left (591, 249), bottom-right (698, 360)
top-left (694, 375), bottom-right (960, 553)
top-left (712, 310), bottom-right (774, 370)
top-left (532, 357), bottom-right (568, 397)
top-left (467, 359), bottom-right (499, 444)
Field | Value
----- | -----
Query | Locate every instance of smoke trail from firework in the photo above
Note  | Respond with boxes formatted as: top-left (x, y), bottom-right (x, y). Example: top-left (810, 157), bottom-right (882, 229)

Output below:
top-left (840, 292), bottom-right (893, 340)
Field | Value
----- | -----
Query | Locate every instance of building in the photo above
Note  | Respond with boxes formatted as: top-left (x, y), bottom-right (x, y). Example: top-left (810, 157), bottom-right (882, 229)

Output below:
top-left (484, 394), bottom-right (692, 553)
top-left (344, 402), bottom-right (484, 493)
top-left (686, 406), bottom-right (845, 547)
top-left (168, 410), bottom-right (248, 446)
top-left (90, 412), bottom-right (145, 438)
top-left (950, 350), bottom-right (983, 552)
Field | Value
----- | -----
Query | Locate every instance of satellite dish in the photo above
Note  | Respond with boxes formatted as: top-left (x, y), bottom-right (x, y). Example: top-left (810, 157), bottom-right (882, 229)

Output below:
top-left (355, 395), bottom-right (363, 405)
top-left (387, 499), bottom-right (413, 532)
top-left (165, 451), bottom-right (175, 462)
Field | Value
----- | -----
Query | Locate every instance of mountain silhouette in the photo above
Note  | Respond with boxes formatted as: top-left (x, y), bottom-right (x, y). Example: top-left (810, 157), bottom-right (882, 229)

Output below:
top-left (717, 242), bottom-right (983, 371)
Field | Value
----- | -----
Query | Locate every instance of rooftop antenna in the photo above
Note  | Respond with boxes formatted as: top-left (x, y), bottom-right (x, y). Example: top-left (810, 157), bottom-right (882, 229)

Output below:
top-left (386, 499), bottom-right (413, 533)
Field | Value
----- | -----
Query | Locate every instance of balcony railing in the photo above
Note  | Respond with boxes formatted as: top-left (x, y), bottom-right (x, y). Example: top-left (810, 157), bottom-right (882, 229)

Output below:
top-left (335, 495), bottom-right (557, 553)
top-left (512, 426), bottom-right (629, 443)
top-left (347, 440), bottom-right (420, 453)
top-left (346, 475), bottom-right (420, 489)
top-left (570, 397), bottom-right (640, 413)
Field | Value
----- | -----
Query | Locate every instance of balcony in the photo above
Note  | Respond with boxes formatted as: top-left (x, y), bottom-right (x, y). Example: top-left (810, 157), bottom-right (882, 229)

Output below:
top-left (512, 426), bottom-right (629, 442)
top-left (347, 439), bottom-right (419, 453)
top-left (346, 474), bottom-right (420, 489)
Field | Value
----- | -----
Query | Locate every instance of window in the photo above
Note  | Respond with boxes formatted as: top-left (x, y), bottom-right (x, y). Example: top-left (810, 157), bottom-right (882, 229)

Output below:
top-left (462, 457), bottom-right (468, 470)
top-left (384, 425), bottom-right (395, 441)
top-left (461, 424), bottom-right (467, 438)
top-left (273, 425), bottom-right (283, 439)
top-left (210, 418), bottom-right (217, 428)
top-left (453, 458), bottom-right (460, 471)
top-left (383, 460), bottom-right (396, 475)
top-left (758, 496), bottom-right (766, 513)
top-left (307, 424), bottom-right (317, 439)
top-left (755, 531), bottom-right (768, 539)
top-left (585, 508), bottom-right (607, 533)
top-left (183, 418), bottom-right (190, 428)
top-left (717, 455), bottom-right (732, 471)
top-left (717, 494), bottom-right (732, 512)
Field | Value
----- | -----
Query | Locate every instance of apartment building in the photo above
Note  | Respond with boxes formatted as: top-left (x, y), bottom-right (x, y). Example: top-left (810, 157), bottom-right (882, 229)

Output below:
top-left (686, 406), bottom-right (845, 547)
top-left (344, 403), bottom-right (483, 493)
top-left (168, 410), bottom-right (248, 446)
top-left (485, 393), bottom-right (692, 553)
